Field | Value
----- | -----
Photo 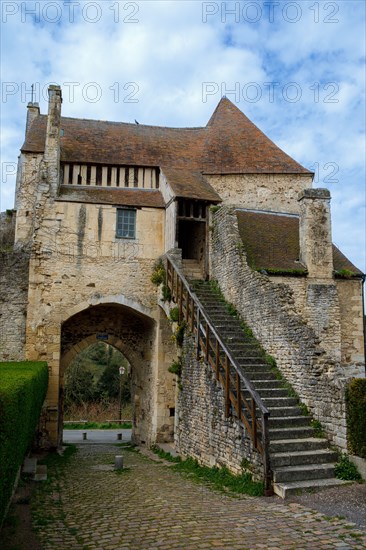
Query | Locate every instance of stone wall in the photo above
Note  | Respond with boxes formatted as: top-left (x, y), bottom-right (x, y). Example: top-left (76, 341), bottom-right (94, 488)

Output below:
top-left (9, 85), bottom-right (178, 447)
top-left (23, 197), bottom-right (169, 445)
top-left (270, 275), bottom-right (365, 375)
top-left (175, 335), bottom-right (265, 479)
top-left (336, 279), bottom-right (365, 369)
top-left (206, 173), bottom-right (313, 214)
top-left (210, 206), bottom-right (364, 450)
top-left (0, 249), bottom-right (30, 361)
top-left (14, 153), bottom-right (44, 245)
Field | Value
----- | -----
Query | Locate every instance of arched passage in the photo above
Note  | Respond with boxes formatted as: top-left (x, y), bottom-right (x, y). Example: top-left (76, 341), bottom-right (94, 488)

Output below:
top-left (59, 302), bottom-right (176, 447)
top-left (62, 341), bottom-right (131, 424)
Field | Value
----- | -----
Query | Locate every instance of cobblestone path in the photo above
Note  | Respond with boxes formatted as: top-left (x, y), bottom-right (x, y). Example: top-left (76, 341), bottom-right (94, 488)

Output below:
top-left (32, 444), bottom-right (366, 549)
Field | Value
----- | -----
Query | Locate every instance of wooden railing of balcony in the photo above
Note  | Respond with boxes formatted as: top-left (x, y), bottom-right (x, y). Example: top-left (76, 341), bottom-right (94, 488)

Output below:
top-left (166, 256), bottom-right (272, 495)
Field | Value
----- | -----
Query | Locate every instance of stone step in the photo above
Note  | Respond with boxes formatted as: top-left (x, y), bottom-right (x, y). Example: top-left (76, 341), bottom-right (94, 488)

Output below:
top-left (270, 438), bottom-right (328, 453)
top-left (216, 350), bottom-right (262, 358)
top-left (236, 362), bottom-right (272, 370)
top-left (217, 351), bottom-right (264, 362)
top-left (250, 388), bottom-right (289, 398)
top-left (262, 397), bottom-right (299, 408)
top-left (268, 406), bottom-right (303, 417)
top-left (186, 272), bottom-right (203, 278)
top-left (183, 259), bottom-right (201, 265)
top-left (244, 369), bottom-right (280, 382)
top-left (212, 321), bottom-right (245, 328)
top-left (242, 368), bottom-right (276, 378)
top-left (232, 357), bottom-right (267, 366)
top-left (205, 316), bottom-right (234, 324)
top-left (269, 426), bottom-right (315, 440)
top-left (225, 335), bottom-right (260, 344)
top-left (273, 463), bottom-right (335, 483)
top-left (197, 298), bottom-right (226, 304)
top-left (271, 449), bottom-right (338, 467)
top-left (242, 371), bottom-right (278, 380)
top-left (273, 478), bottom-right (352, 499)
top-left (269, 415), bottom-right (312, 428)
top-left (250, 380), bottom-right (284, 388)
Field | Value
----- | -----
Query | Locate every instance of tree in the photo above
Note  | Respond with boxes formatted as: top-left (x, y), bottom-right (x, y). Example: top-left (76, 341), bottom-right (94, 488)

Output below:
top-left (64, 344), bottom-right (131, 418)
top-left (97, 355), bottom-right (130, 401)
top-left (64, 358), bottom-right (96, 412)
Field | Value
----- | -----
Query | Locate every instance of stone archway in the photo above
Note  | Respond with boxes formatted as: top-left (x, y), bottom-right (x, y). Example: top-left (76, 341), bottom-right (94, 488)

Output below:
top-left (60, 302), bottom-right (176, 447)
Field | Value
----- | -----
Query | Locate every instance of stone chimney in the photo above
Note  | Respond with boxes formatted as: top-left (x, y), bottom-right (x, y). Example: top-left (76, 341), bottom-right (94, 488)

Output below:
top-left (26, 102), bottom-right (40, 134)
top-left (298, 188), bottom-right (333, 279)
top-left (44, 85), bottom-right (62, 196)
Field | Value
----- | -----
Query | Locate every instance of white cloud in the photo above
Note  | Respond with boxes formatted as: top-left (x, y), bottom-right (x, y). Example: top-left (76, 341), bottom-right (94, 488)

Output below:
top-left (0, 0), bottom-right (365, 270)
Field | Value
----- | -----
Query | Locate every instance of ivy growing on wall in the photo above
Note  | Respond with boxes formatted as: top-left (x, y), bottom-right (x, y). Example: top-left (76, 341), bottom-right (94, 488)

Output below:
top-left (346, 378), bottom-right (366, 459)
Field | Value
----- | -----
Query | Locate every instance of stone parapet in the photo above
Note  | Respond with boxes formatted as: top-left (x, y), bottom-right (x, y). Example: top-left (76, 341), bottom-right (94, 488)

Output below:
top-left (209, 205), bottom-right (362, 450)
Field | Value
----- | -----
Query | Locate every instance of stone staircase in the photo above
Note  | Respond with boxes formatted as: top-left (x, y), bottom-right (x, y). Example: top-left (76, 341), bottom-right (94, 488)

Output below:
top-left (192, 280), bottom-right (349, 498)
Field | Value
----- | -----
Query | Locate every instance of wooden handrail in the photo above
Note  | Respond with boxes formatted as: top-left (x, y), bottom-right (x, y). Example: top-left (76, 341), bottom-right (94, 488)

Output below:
top-left (166, 255), bottom-right (272, 495)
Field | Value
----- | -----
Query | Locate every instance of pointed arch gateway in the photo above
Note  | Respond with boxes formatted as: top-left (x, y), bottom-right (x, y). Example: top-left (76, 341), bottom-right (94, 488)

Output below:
top-left (59, 300), bottom-right (176, 447)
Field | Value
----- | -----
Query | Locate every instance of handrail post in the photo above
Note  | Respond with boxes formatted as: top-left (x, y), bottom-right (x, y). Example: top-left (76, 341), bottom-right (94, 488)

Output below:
top-left (225, 356), bottom-right (230, 417)
top-left (166, 260), bottom-right (170, 296)
top-left (196, 308), bottom-right (201, 359)
top-left (179, 278), bottom-right (183, 320)
top-left (236, 372), bottom-right (241, 419)
top-left (215, 340), bottom-right (220, 380)
top-left (205, 323), bottom-right (210, 362)
top-left (174, 269), bottom-right (177, 302)
top-left (186, 292), bottom-right (190, 323)
top-left (262, 412), bottom-right (273, 496)
top-left (251, 398), bottom-right (257, 449)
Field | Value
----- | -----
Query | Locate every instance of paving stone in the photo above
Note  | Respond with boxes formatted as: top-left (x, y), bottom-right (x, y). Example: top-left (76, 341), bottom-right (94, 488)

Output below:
top-left (30, 443), bottom-right (366, 549)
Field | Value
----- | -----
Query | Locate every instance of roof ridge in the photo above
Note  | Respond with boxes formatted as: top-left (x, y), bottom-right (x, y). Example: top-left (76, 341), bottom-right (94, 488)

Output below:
top-left (59, 116), bottom-right (205, 131)
top-left (235, 208), bottom-right (300, 218)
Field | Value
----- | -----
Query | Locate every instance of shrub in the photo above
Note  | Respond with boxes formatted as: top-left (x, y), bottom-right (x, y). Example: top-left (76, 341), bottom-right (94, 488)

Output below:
top-left (334, 453), bottom-right (362, 481)
top-left (168, 360), bottom-right (182, 377)
top-left (161, 285), bottom-right (172, 302)
top-left (346, 378), bottom-right (366, 458)
top-left (173, 321), bottom-right (187, 347)
top-left (0, 361), bottom-right (48, 526)
top-left (169, 307), bottom-right (179, 322)
top-left (151, 259), bottom-right (165, 286)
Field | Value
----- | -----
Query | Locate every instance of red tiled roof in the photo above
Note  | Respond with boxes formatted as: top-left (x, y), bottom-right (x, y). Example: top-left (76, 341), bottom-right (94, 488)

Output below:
top-left (236, 210), bottom-right (363, 275)
top-left (56, 186), bottom-right (165, 208)
top-left (161, 168), bottom-right (220, 202)
top-left (21, 98), bottom-right (311, 201)
top-left (204, 99), bottom-right (310, 174)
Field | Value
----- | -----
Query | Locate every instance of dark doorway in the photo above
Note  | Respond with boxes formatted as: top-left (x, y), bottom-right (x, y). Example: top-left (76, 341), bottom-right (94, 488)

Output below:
top-left (178, 220), bottom-right (206, 262)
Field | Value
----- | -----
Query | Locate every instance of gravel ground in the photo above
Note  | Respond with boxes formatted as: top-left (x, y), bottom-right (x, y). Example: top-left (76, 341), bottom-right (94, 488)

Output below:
top-left (286, 483), bottom-right (366, 530)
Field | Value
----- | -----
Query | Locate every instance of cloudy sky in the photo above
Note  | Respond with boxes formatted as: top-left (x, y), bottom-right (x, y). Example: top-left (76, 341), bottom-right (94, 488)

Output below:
top-left (1, 0), bottom-right (365, 270)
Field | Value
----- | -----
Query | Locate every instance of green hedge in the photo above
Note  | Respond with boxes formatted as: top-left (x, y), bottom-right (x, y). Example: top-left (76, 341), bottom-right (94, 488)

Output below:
top-left (346, 378), bottom-right (366, 459)
top-left (0, 361), bottom-right (48, 525)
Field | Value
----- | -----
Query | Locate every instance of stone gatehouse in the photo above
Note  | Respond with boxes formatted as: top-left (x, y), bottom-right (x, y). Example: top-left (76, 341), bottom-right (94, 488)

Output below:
top-left (0, 85), bottom-right (364, 467)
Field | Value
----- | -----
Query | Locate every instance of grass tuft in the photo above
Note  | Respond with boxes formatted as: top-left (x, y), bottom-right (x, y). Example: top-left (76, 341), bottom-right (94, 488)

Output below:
top-left (173, 457), bottom-right (264, 497)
